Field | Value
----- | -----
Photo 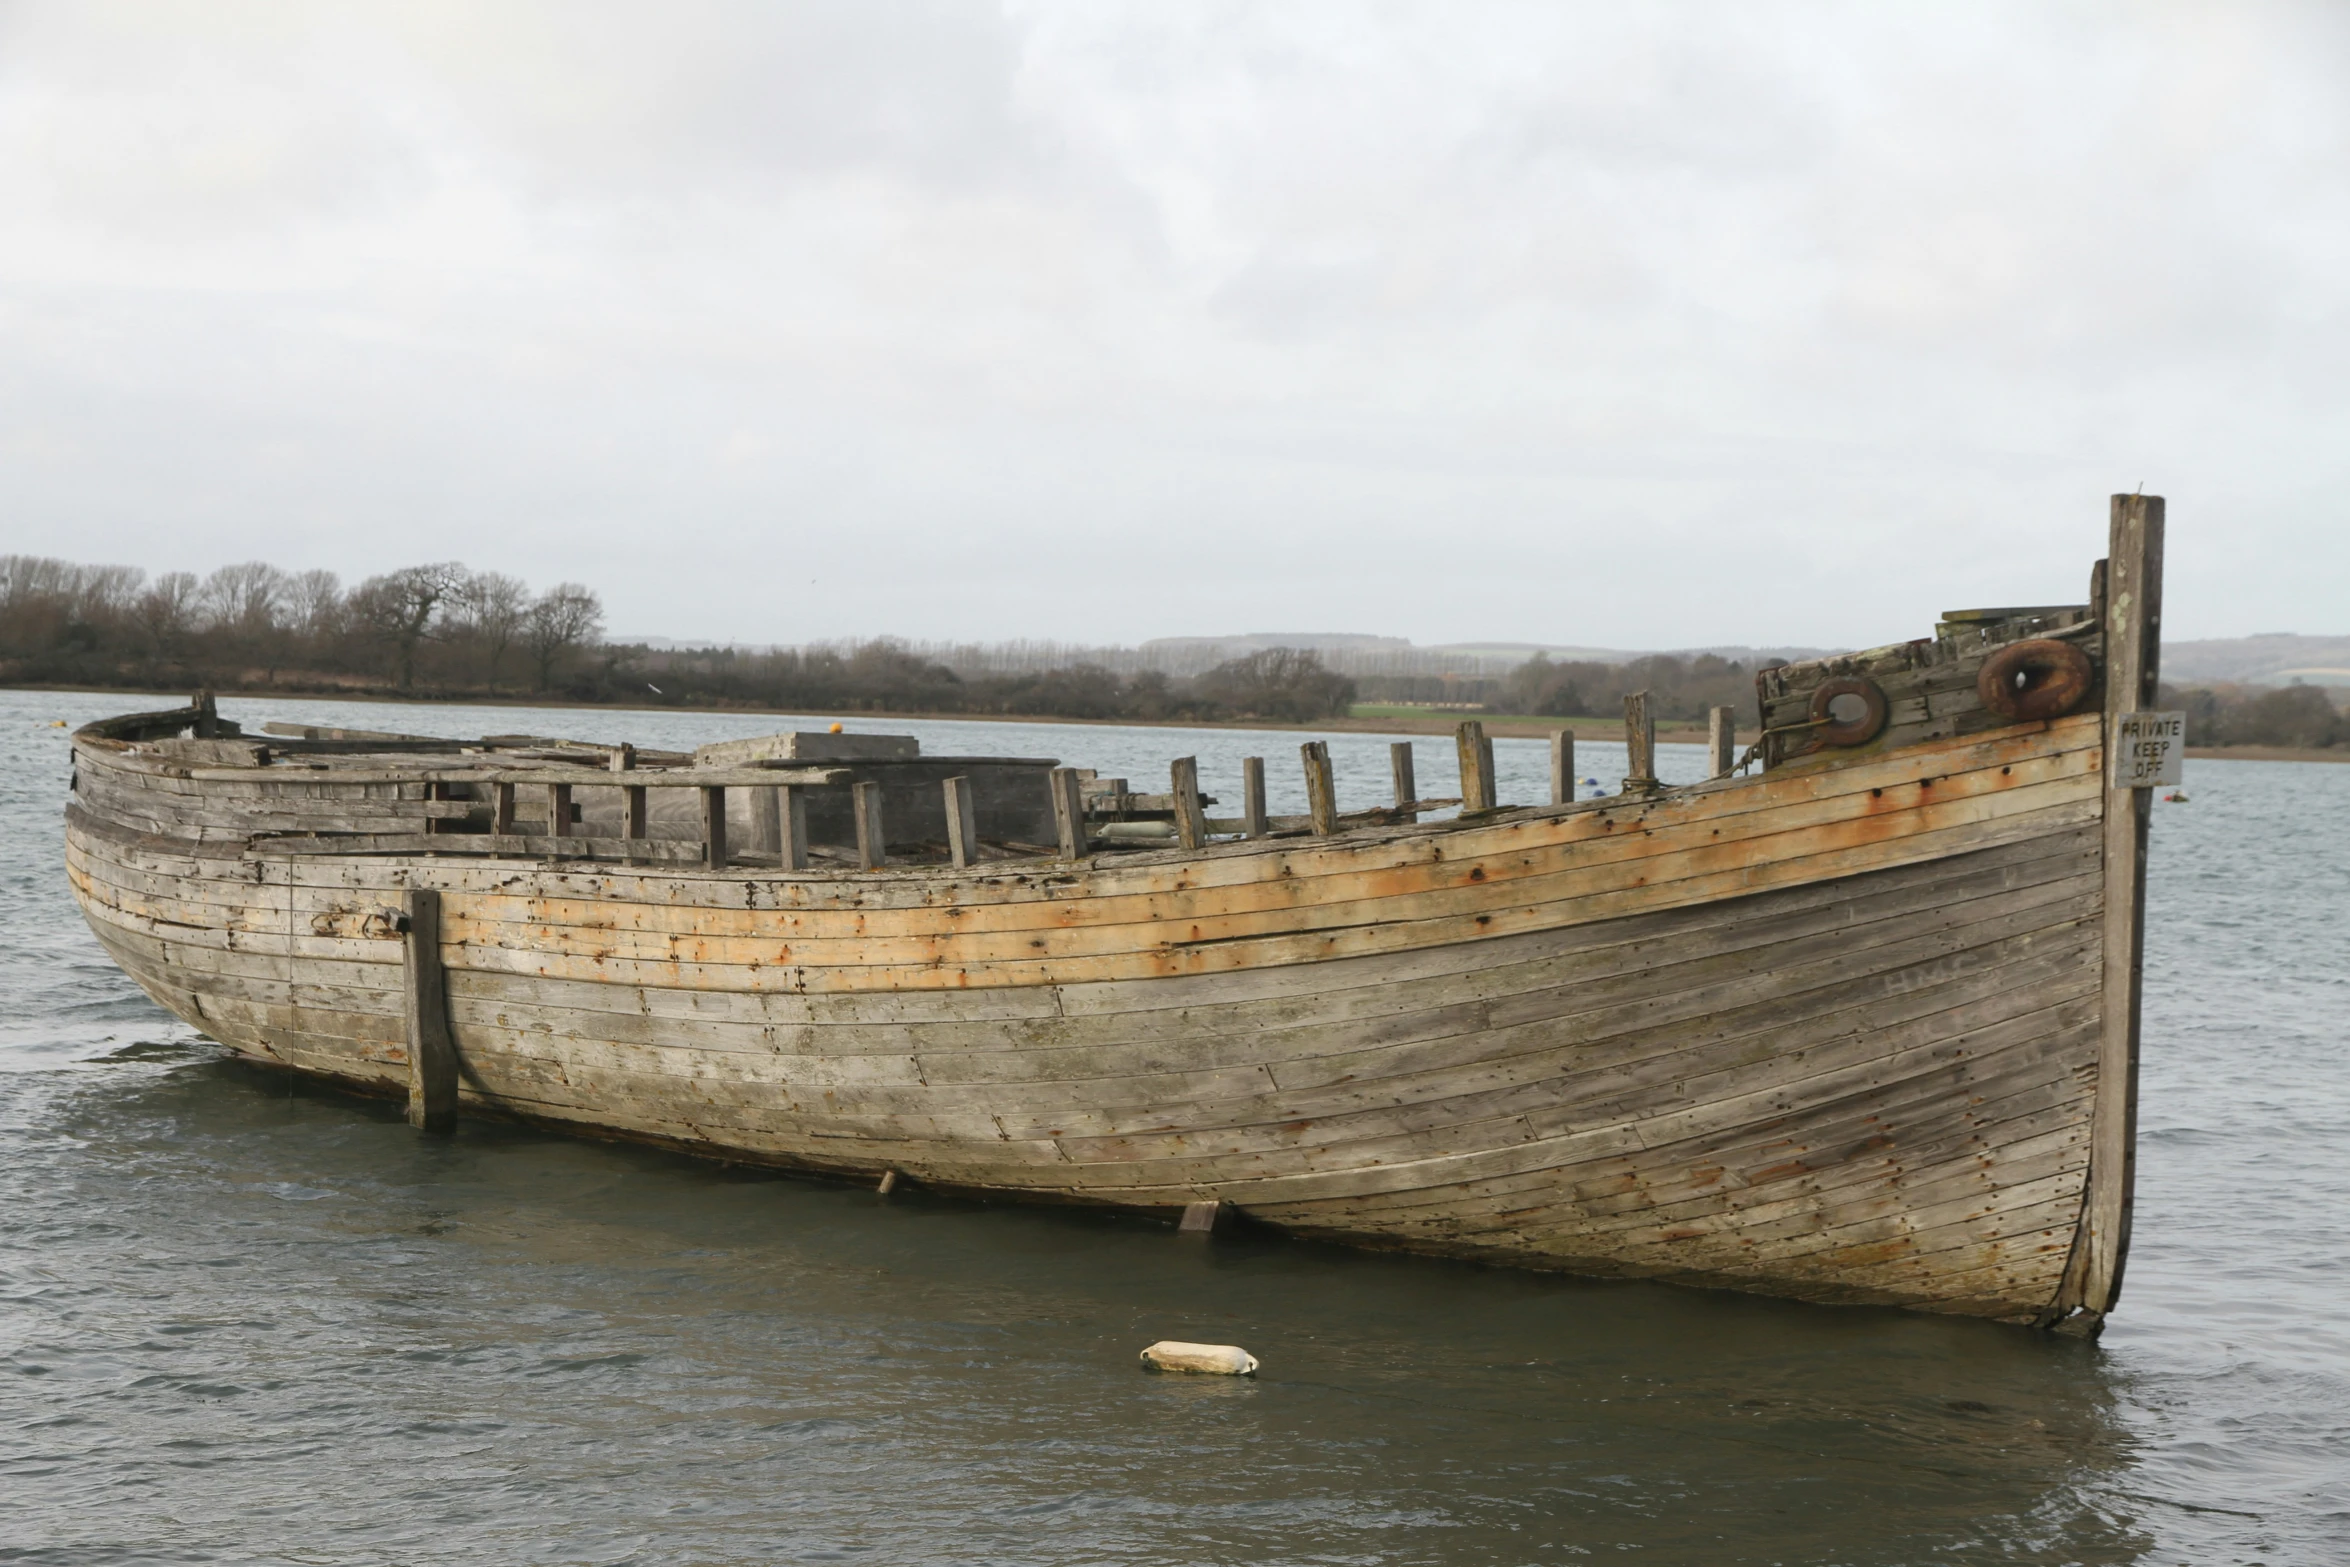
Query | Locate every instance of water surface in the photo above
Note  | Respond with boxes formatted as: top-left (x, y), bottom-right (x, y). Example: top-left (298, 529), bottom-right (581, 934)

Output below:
top-left (4, 688), bottom-right (2342, 1564)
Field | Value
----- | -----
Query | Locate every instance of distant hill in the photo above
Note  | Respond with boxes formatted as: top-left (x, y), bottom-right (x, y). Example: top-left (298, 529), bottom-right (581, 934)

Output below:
top-left (2163, 634), bottom-right (2350, 688)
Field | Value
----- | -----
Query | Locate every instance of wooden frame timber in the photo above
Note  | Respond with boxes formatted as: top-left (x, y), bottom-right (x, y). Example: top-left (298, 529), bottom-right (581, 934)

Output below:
top-left (62, 506), bottom-right (2164, 1331)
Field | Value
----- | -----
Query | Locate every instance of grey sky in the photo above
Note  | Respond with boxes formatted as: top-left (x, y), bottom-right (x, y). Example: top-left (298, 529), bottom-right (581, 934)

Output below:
top-left (3, 1), bottom-right (2344, 650)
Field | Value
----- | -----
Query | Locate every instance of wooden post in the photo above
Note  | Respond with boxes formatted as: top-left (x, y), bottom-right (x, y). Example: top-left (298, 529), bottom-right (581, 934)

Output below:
top-left (700, 785), bottom-right (728, 869)
top-left (1301, 742), bottom-right (1337, 834)
top-left (1454, 721), bottom-right (1495, 813)
top-left (1390, 742), bottom-right (1418, 822)
top-left (1708, 706), bottom-right (1736, 778)
top-left (192, 691), bottom-right (218, 739)
top-left (612, 743), bottom-right (647, 842)
top-left (852, 780), bottom-right (886, 868)
top-left (546, 781), bottom-right (572, 840)
top-left (943, 776), bottom-right (978, 868)
top-left (776, 785), bottom-right (808, 871)
top-left (1622, 692), bottom-right (1657, 793)
top-left (1241, 757), bottom-right (1268, 838)
top-left (1548, 730), bottom-right (1574, 806)
top-left (1050, 767), bottom-right (1087, 859)
top-left (2066, 492), bottom-right (2164, 1327)
top-left (751, 785), bottom-right (782, 855)
top-left (401, 888), bottom-right (457, 1133)
top-left (490, 780), bottom-right (516, 836)
top-left (1169, 756), bottom-right (1207, 850)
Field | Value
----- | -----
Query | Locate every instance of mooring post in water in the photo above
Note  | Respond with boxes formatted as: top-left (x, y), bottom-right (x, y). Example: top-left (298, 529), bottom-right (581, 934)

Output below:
top-left (943, 777), bottom-right (978, 869)
top-left (1549, 730), bottom-right (1574, 805)
top-left (401, 887), bottom-right (457, 1134)
top-left (1622, 692), bottom-right (1657, 793)
top-left (1454, 721), bottom-right (1496, 813)
top-left (1178, 1199), bottom-right (1223, 1234)
top-left (191, 691), bottom-right (219, 739)
top-left (1241, 757), bottom-right (1268, 837)
top-left (1391, 742), bottom-right (1419, 821)
top-left (2059, 491), bottom-right (2164, 1330)
top-left (1709, 706), bottom-right (1736, 778)
top-left (1301, 742), bottom-right (1338, 834)
top-left (1169, 757), bottom-right (1207, 850)
top-left (1050, 767), bottom-right (1088, 859)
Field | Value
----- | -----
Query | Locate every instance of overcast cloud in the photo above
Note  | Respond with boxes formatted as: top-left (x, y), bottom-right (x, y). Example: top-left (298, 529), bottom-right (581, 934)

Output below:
top-left (2, 1), bottom-right (2344, 649)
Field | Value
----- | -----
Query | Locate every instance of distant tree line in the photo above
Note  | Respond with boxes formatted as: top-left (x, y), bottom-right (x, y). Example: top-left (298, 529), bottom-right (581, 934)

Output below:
top-left (9, 552), bottom-right (2340, 744)
top-left (0, 555), bottom-right (1359, 723)
top-left (2159, 681), bottom-right (2346, 750)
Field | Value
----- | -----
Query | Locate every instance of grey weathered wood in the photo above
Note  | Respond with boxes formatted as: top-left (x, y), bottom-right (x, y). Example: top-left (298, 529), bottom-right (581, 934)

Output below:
top-left (1391, 742), bottom-right (1419, 823)
top-left (776, 785), bottom-right (809, 871)
top-left (700, 785), bottom-right (728, 869)
top-left (1169, 757), bottom-right (1207, 850)
top-left (1549, 730), bottom-right (1574, 806)
top-left (401, 888), bottom-right (457, 1133)
top-left (1709, 707), bottom-right (1735, 778)
top-left (1178, 1199), bottom-right (1223, 1233)
top-left (944, 777), bottom-right (979, 868)
top-left (2071, 492), bottom-right (2163, 1326)
top-left (1455, 722), bottom-right (1496, 813)
top-left (1301, 742), bottom-right (1338, 835)
top-left (193, 691), bottom-right (219, 739)
top-left (622, 784), bottom-right (648, 841)
top-left (610, 742), bottom-right (636, 773)
top-left (1050, 768), bottom-right (1087, 859)
top-left (547, 782), bottom-right (573, 839)
top-left (490, 781), bottom-right (516, 835)
top-left (1623, 692), bottom-right (1657, 793)
top-left (852, 781), bottom-right (887, 869)
top-left (751, 785), bottom-right (782, 854)
top-left (1241, 757), bottom-right (1268, 838)
top-left (876, 1169), bottom-right (899, 1194)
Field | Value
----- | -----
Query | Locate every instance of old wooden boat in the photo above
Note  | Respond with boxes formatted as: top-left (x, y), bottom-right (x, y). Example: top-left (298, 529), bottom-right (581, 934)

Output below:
top-left (64, 499), bottom-right (2168, 1331)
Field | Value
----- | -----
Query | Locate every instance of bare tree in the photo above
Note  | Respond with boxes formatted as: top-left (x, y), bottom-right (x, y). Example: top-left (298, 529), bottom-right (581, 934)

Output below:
top-left (286, 569), bottom-right (343, 640)
top-left (451, 570), bottom-right (530, 691)
top-left (350, 562), bottom-right (468, 691)
top-left (524, 583), bottom-right (604, 691)
top-left (199, 562), bottom-right (291, 635)
top-left (133, 572), bottom-right (202, 661)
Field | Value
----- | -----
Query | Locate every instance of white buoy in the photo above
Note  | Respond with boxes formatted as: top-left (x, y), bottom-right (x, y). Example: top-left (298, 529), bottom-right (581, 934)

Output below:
top-left (1140, 1340), bottom-right (1258, 1376)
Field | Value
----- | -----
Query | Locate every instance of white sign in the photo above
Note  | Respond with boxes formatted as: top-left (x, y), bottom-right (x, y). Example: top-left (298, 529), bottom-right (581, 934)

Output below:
top-left (2113, 711), bottom-right (2186, 787)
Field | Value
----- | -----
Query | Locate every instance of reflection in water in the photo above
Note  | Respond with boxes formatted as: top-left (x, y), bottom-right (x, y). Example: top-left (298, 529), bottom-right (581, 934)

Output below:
top-left (2, 688), bottom-right (2342, 1563)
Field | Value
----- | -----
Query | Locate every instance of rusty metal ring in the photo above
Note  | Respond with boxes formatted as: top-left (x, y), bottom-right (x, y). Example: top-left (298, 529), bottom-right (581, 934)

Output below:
top-left (1808, 677), bottom-right (1888, 747)
top-left (1977, 638), bottom-right (2094, 721)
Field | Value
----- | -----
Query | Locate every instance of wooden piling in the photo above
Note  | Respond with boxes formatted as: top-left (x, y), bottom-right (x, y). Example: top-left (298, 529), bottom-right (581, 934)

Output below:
top-left (1169, 756), bottom-right (1207, 850)
top-left (1548, 730), bottom-right (1574, 806)
top-left (400, 888), bottom-right (457, 1133)
top-left (490, 781), bottom-right (516, 836)
top-left (773, 786), bottom-right (808, 870)
top-left (943, 776), bottom-right (978, 868)
top-left (2066, 492), bottom-right (2164, 1325)
top-left (1241, 757), bottom-right (1268, 838)
top-left (699, 785), bottom-right (728, 869)
top-left (192, 691), bottom-right (219, 739)
top-left (1391, 742), bottom-right (1418, 822)
top-left (1178, 1200), bottom-right (1223, 1234)
top-left (1623, 692), bottom-right (1657, 793)
top-left (546, 782), bottom-right (572, 840)
top-left (1455, 721), bottom-right (1496, 813)
top-left (1301, 742), bottom-right (1338, 835)
top-left (852, 780), bottom-right (887, 869)
top-left (612, 744), bottom-right (647, 842)
top-left (1709, 706), bottom-right (1736, 778)
top-left (1050, 767), bottom-right (1088, 859)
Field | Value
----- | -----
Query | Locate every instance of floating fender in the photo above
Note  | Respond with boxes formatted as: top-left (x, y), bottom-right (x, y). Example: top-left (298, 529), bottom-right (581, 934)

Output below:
top-left (1140, 1341), bottom-right (1259, 1376)
top-left (1977, 638), bottom-right (2095, 721)
top-left (1807, 677), bottom-right (1889, 748)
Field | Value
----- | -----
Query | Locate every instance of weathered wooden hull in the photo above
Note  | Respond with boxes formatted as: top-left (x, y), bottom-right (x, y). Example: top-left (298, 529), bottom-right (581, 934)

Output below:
top-left (68, 711), bottom-right (2116, 1325)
